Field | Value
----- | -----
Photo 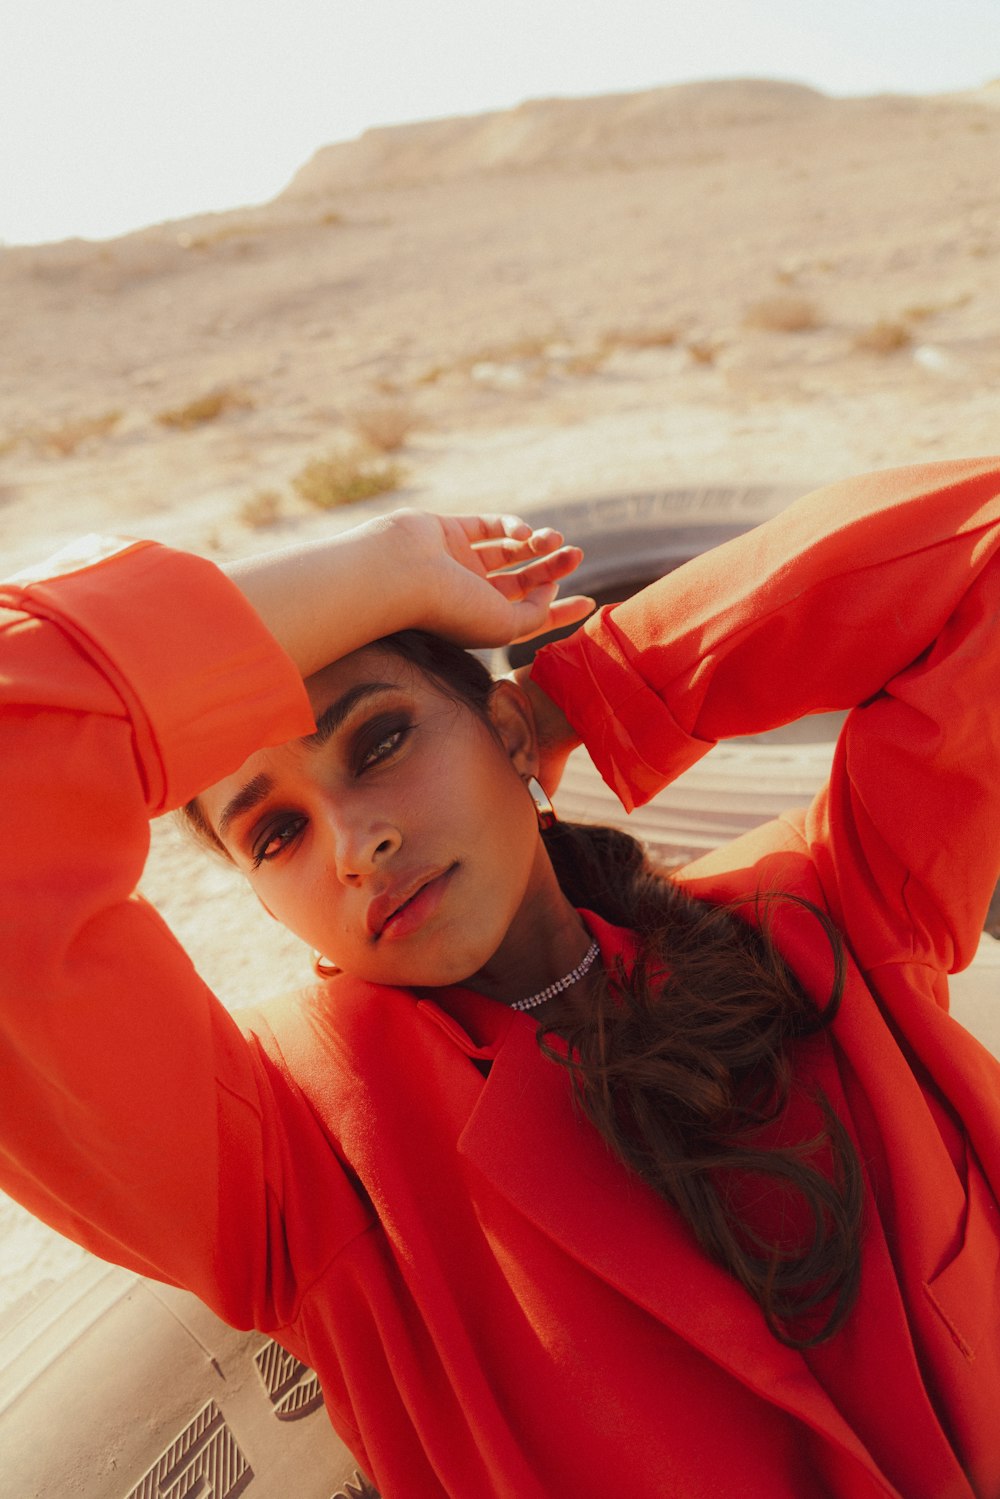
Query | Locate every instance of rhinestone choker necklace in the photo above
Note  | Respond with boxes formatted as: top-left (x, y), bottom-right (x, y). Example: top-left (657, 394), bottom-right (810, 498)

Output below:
top-left (510, 939), bottom-right (601, 1012)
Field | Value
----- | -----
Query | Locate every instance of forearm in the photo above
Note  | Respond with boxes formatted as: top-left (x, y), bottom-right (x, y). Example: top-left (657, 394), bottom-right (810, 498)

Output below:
top-left (225, 508), bottom-right (591, 680)
top-left (223, 514), bottom-right (421, 680)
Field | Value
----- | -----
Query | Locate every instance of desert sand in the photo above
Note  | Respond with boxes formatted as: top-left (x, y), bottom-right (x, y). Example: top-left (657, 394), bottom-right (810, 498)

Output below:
top-left (2, 77), bottom-right (999, 1308)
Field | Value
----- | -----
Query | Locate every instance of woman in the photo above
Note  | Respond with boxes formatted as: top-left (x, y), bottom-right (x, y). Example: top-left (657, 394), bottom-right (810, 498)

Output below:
top-left (2, 458), bottom-right (999, 1498)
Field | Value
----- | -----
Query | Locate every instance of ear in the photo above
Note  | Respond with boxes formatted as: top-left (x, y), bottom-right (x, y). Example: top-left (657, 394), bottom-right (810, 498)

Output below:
top-left (487, 679), bottom-right (540, 779)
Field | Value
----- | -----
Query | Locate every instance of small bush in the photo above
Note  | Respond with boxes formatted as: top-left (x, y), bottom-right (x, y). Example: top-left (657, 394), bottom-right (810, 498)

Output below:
top-left (0, 410), bottom-right (123, 458)
top-left (488, 334), bottom-right (553, 363)
top-left (744, 295), bottom-right (822, 333)
top-left (348, 400), bottom-right (418, 453)
top-left (238, 489), bottom-right (285, 528)
top-left (156, 388), bottom-right (254, 430)
top-left (902, 303), bottom-right (938, 322)
top-left (686, 339), bottom-right (719, 366)
top-left (851, 320), bottom-right (912, 355)
top-left (601, 326), bottom-right (679, 352)
top-left (562, 350), bottom-right (609, 377)
top-left (292, 447), bottom-right (404, 509)
top-left (19, 410), bottom-right (124, 456)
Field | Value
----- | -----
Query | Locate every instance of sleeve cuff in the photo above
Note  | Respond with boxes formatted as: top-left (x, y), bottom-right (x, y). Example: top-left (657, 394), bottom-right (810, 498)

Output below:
top-left (0, 538), bottom-right (316, 814)
top-left (531, 605), bottom-right (712, 812)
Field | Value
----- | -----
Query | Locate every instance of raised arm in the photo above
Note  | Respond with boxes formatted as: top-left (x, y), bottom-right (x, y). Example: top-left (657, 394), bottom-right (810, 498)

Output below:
top-left (530, 458), bottom-right (1000, 972)
top-left (0, 513), bottom-right (587, 1325)
top-left (224, 508), bottom-right (591, 676)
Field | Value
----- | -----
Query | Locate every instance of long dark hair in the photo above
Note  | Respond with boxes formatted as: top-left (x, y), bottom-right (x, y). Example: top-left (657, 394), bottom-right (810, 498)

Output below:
top-left (537, 818), bottom-right (863, 1348)
top-left (183, 629), bottom-right (864, 1346)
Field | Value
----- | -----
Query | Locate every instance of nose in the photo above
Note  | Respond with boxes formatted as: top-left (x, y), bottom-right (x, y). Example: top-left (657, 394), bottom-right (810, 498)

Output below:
top-left (323, 800), bottom-right (401, 885)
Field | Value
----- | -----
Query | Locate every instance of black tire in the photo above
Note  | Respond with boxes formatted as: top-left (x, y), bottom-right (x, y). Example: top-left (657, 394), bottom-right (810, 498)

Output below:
top-left (501, 483), bottom-right (805, 669)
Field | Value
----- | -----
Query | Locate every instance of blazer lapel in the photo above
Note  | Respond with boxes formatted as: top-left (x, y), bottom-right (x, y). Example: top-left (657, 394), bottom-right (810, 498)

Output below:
top-left (452, 920), bottom-right (901, 1499)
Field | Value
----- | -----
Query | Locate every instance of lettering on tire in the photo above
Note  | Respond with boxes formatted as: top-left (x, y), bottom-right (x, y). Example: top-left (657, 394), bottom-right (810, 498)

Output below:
top-left (123, 1400), bottom-right (252, 1499)
top-left (254, 1341), bottom-right (325, 1421)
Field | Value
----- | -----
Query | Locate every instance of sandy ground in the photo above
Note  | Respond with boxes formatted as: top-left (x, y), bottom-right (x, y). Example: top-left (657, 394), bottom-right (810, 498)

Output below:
top-left (2, 77), bottom-right (999, 1312)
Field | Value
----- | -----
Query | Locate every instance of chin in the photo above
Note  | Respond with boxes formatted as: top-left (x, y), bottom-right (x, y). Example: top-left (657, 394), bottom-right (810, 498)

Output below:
top-left (394, 935), bottom-right (505, 992)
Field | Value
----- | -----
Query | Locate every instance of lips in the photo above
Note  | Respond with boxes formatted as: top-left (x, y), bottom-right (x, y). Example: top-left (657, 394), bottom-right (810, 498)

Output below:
top-left (366, 864), bottom-right (457, 940)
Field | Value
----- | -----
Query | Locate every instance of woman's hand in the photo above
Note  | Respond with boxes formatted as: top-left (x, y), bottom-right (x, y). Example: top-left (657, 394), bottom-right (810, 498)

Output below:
top-left (394, 509), bottom-right (594, 647)
top-left (225, 506), bottom-right (593, 681)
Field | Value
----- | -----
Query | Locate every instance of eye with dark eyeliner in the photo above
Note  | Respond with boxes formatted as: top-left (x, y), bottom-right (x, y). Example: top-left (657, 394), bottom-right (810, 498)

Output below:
top-left (250, 814), bottom-right (306, 869)
top-left (353, 712), bottom-right (413, 774)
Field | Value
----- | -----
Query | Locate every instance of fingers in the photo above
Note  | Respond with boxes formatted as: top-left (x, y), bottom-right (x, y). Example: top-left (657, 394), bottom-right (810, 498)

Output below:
top-left (434, 511), bottom-right (591, 645)
top-left (472, 533), bottom-right (564, 573)
top-left (543, 594), bottom-right (597, 630)
top-left (487, 544), bottom-right (584, 599)
top-left (453, 513), bottom-right (534, 544)
top-left (454, 515), bottom-right (570, 566)
top-left (508, 586), bottom-right (596, 643)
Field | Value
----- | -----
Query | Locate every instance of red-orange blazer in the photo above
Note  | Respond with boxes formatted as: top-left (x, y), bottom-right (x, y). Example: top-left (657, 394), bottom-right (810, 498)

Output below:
top-left (2, 458), bottom-right (1000, 1497)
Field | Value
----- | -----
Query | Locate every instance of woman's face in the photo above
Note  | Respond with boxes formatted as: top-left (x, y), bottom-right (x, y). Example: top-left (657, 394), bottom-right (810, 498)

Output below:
top-left (199, 646), bottom-right (568, 992)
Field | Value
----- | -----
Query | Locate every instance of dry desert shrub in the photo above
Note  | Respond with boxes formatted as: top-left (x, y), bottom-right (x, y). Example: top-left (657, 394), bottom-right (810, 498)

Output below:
top-left (562, 349), bottom-right (609, 377)
top-left (348, 400), bottom-right (419, 453)
top-left (852, 320), bottom-right (912, 355)
top-left (601, 326), bottom-right (679, 352)
top-left (156, 387), bottom-right (254, 430)
top-left (292, 447), bottom-right (404, 509)
top-left (902, 303), bottom-right (938, 323)
top-left (417, 330), bottom-right (564, 387)
top-left (46, 409), bottom-right (124, 454)
top-left (551, 325), bottom-right (680, 376)
top-left (686, 339), bottom-right (719, 366)
top-left (487, 334), bottom-right (553, 363)
top-left (2, 409), bottom-right (124, 457)
top-left (744, 295), bottom-right (822, 333)
top-left (238, 489), bottom-right (286, 528)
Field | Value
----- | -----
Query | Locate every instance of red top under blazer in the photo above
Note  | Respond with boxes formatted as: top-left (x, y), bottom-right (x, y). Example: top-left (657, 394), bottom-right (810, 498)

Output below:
top-left (2, 458), bottom-right (1000, 1497)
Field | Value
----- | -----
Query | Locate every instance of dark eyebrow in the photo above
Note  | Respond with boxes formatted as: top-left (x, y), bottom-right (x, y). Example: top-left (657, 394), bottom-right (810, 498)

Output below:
top-left (216, 682), bottom-right (400, 843)
top-left (218, 771), bottom-right (275, 841)
top-left (300, 681), bottom-right (398, 748)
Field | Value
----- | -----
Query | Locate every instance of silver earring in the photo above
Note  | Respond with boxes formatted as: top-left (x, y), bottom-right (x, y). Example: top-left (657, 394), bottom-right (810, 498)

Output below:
top-left (312, 952), bottom-right (341, 979)
top-left (526, 775), bottom-right (557, 831)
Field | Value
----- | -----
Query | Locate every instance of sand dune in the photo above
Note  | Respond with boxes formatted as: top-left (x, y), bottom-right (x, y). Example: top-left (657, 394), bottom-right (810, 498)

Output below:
top-left (1, 78), bottom-right (998, 575)
top-left (285, 79), bottom-right (834, 192)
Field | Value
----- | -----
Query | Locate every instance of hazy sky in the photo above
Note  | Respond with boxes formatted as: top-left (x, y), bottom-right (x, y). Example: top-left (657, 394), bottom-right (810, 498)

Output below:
top-left (3, 0), bottom-right (997, 246)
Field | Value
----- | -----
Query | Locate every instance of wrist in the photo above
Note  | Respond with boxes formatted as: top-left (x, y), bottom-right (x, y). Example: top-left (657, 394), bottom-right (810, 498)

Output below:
top-left (223, 518), bottom-right (412, 679)
top-left (364, 509), bottom-right (466, 641)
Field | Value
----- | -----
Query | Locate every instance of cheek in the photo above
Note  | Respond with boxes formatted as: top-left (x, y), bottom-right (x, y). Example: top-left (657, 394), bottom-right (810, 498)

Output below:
top-left (404, 730), bottom-right (538, 888)
top-left (250, 870), bottom-right (334, 957)
top-left (466, 759), bottom-right (539, 883)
